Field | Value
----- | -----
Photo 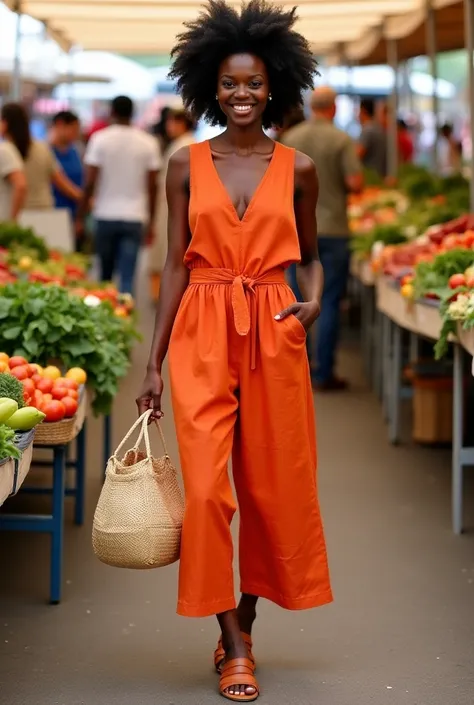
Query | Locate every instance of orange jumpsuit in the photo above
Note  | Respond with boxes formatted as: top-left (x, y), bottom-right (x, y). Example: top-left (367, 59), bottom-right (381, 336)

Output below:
top-left (168, 140), bottom-right (333, 618)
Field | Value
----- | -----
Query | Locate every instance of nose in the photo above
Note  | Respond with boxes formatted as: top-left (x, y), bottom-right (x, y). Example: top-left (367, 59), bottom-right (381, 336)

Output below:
top-left (234, 83), bottom-right (250, 99)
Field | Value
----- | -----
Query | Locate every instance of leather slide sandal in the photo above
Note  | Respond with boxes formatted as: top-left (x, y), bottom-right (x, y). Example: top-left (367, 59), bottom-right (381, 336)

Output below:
top-left (214, 632), bottom-right (255, 674)
top-left (219, 658), bottom-right (260, 702)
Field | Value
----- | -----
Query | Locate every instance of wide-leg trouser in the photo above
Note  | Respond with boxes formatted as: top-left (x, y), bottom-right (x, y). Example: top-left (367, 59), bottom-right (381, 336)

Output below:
top-left (169, 280), bottom-right (333, 618)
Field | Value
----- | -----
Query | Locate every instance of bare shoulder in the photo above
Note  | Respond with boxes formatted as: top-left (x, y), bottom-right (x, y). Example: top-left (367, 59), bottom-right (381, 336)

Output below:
top-left (294, 150), bottom-right (316, 176)
top-left (168, 145), bottom-right (191, 168)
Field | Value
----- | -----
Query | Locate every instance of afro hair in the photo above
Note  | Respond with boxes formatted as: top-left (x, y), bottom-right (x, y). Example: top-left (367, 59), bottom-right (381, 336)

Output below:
top-left (169, 0), bottom-right (318, 129)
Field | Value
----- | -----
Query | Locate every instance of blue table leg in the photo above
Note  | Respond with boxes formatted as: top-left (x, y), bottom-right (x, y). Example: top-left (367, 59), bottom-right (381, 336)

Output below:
top-left (74, 422), bottom-right (86, 526)
top-left (50, 446), bottom-right (66, 604)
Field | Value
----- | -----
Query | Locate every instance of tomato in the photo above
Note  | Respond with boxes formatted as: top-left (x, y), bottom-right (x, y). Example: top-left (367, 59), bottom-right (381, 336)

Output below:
top-left (32, 373), bottom-right (43, 386)
top-left (9, 356), bottom-right (28, 369)
top-left (33, 390), bottom-right (43, 409)
top-left (52, 386), bottom-right (69, 400)
top-left (67, 389), bottom-right (79, 401)
top-left (59, 378), bottom-right (78, 391)
top-left (28, 364), bottom-right (41, 376)
top-left (467, 276), bottom-right (474, 288)
top-left (22, 378), bottom-right (36, 396)
top-left (37, 378), bottom-right (54, 394)
top-left (62, 396), bottom-right (78, 418)
top-left (449, 273), bottom-right (467, 289)
top-left (41, 393), bottom-right (53, 406)
top-left (43, 400), bottom-right (66, 423)
top-left (10, 365), bottom-right (30, 381)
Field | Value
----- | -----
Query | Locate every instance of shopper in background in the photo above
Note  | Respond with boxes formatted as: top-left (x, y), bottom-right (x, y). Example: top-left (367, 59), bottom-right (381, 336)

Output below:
top-left (397, 118), bottom-right (414, 164)
top-left (1, 103), bottom-right (82, 214)
top-left (78, 95), bottom-right (162, 295)
top-left (357, 98), bottom-right (387, 178)
top-left (149, 107), bottom-right (196, 302)
top-left (283, 86), bottom-right (363, 390)
top-left (439, 123), bottom-right (462, 175)
top-left (0, 115), bottom-right (27, 222)
top-left (152, 106), bottom-right (173, 154)
top-left (50, 111), bottom-right (84, 246)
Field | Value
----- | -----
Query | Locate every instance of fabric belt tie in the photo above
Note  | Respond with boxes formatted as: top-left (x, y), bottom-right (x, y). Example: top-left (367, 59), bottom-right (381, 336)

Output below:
top-left (189, 267), bottom-right (286, 370)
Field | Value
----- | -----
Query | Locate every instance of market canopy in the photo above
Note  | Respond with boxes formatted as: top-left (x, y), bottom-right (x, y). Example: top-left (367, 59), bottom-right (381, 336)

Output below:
top-left (4, 0), bottom-right (424, 55)
top-left (338, 0), bottom-right (464, 63)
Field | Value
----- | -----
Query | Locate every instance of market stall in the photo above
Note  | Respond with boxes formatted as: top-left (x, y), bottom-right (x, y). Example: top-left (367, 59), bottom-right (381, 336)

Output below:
top-left (355, 199), bottom-right (474, 533)
top-left (0, 223), bottom-right (139, 602)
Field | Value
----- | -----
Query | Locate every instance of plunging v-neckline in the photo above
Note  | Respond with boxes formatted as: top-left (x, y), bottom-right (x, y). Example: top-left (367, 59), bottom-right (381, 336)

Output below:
top-left (207, 140), bottom-right (279, 225)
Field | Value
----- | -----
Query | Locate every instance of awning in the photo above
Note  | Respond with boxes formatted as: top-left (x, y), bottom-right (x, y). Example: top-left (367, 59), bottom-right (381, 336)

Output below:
top-left (340, 0), bottom-right (464, 63)
top-left (4, 0), bottom-right (425, 55)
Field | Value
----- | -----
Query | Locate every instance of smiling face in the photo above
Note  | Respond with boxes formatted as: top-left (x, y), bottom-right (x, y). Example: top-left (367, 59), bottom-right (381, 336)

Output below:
top-left (216, 53), bottom-right (270, 128)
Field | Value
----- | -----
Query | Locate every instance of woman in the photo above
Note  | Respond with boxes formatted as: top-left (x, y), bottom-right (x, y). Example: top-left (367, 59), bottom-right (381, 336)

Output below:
top-left (1, 104), bottom-right (82, 213)
top-left (149, 107), bottom-right (196, 301)
top-left (137, 1), bottom-right (332, 701)
top-left (0, 130), bottom-right (26, 223)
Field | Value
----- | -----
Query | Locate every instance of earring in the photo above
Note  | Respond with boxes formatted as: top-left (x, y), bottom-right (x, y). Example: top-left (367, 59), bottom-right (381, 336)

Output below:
top-left (215, 94), bottom-right (218, 100)
top-left (268, 94), bottom-right (272, 101)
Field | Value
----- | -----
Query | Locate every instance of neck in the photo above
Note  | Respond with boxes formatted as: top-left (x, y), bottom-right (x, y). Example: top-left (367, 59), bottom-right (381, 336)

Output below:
top-left (313, 110), bottom-right (332, 122)
top-left (222, 121), bottom-right (268, 151)
top-left (50, 136), bottom-right (69, 150)
top-left (113, 118), bottom-right (130, 126)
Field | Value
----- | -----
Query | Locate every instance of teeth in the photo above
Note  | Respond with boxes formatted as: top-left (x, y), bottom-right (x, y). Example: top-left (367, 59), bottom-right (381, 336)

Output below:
top-left (233, 105), bottom-right (252, 112)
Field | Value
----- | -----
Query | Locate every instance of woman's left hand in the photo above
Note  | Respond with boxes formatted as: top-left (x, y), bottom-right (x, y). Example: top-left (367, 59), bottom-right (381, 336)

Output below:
top-left (274, 299), bottom-right (321, 331)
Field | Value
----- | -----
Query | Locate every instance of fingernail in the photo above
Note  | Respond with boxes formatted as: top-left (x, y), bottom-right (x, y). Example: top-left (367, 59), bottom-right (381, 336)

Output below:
top-left (274, 314), bottom-right (281, 320)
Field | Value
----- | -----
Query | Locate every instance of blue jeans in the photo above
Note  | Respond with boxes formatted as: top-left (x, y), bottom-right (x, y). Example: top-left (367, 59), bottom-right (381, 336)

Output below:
top-left (288, 236), bottom-right (350, 383)
top-left (94, 220), bottom-right (144, 295)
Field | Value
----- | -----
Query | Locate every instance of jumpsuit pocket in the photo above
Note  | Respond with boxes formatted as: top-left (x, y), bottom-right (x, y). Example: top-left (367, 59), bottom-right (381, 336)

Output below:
top-left (287, 314), bottom-right (307, 342)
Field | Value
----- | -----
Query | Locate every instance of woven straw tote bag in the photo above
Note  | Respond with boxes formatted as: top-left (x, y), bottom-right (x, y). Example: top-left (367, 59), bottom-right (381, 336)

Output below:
top-left (92, 409), bottom-right (184, 569)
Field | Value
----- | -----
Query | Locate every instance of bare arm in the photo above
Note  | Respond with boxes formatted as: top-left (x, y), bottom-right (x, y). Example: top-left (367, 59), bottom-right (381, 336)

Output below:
top-left (51, 169), bottom-right (82, 202)
top-left (7, 170), bottom-right (27, 220)
top-left (137, 147), bottom-right (191, 418)
top-left (147, 170), bottom-right (159, 225)
top-left (276, 151), bottom-right (323, 329)
top-left (295, 152), bottom-right (323, 308)
top-left (76, 165), bottom-right (98, 222)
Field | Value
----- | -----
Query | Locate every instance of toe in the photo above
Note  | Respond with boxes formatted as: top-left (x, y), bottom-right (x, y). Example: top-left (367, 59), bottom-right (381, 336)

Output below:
top-left (245, 685), bottom-right (256, 695)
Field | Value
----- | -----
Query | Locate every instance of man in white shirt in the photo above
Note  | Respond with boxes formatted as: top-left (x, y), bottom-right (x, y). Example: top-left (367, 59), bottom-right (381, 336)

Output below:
top-left (78, 95), bottom-right (161, 295)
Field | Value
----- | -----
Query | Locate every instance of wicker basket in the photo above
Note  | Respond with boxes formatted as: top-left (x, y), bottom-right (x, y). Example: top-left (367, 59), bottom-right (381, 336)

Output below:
top-left (34, 387), bottom-right (87, 446)
top-left (0, 440), bottom-right (34, 507)
top-left (92, 410), bottom-right (184, 570)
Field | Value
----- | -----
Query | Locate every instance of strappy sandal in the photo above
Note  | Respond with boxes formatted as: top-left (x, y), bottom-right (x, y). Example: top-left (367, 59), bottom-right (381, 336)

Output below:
top-left (214, 632), bottom-right (255, 674)
top-left (219, 658), bottom-right (260, 702)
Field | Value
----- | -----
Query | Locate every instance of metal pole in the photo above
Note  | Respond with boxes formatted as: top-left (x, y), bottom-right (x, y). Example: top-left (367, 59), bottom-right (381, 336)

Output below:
top-left (387, 38), bottom-right (399, 177)
top-left (426, 0), bottom-right (438, 171)
top-left (464, 0), bottom-right (474, 209)
top-left (11, 1), bottom-right (22, 101)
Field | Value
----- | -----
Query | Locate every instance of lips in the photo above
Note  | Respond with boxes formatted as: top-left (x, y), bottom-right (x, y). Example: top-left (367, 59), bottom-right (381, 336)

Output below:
top-left (231, 104), bottom-right (255, 115)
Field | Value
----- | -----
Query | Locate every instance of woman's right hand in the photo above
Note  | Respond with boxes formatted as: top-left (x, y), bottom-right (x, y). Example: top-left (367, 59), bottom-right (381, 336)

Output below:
top-left (136, 369), bottom-right (164, 420)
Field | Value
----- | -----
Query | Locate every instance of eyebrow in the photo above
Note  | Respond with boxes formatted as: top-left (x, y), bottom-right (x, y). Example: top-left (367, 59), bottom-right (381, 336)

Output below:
top-left (220, 74), bottom-right (265, 80)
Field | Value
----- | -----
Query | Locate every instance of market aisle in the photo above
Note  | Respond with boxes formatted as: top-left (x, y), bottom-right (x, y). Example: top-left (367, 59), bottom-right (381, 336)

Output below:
top-left (1, 261), bottom-right (473, 705)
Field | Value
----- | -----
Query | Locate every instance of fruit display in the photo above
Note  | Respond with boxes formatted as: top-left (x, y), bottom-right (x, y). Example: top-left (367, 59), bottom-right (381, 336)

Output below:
top-left (0, 282), bottom-right (139, 414)
top-left (0, 355), bottom-right (84, 423)
top-left (349, 188), bottom-right (407, 235)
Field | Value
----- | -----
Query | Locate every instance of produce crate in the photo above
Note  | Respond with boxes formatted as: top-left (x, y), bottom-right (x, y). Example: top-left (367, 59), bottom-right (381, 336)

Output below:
top-left (0, 435), bottom-right (35, 507)
top-left (34, 387), bottom-right (87, 446)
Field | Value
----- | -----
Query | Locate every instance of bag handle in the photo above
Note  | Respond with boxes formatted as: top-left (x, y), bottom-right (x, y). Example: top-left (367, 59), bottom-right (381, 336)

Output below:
top-left (113, 410), bottom-right (170, 460)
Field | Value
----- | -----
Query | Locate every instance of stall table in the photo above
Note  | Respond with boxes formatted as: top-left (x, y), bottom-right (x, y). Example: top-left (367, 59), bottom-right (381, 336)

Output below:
top-left (0, 391), bottom-right (87, 603)
top-left (375, 276), bottom-right (474, 534)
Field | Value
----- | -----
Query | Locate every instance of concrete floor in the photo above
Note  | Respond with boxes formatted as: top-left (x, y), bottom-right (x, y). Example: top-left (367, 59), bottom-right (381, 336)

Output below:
top-left (1, 270), bottom-right (474, 705)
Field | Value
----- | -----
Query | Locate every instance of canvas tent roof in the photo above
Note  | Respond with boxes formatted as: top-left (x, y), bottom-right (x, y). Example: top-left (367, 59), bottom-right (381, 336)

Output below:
top-left (4, 0), bottom-right (425, 56)
top-left (338, 0), bottom-right (465, 63)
